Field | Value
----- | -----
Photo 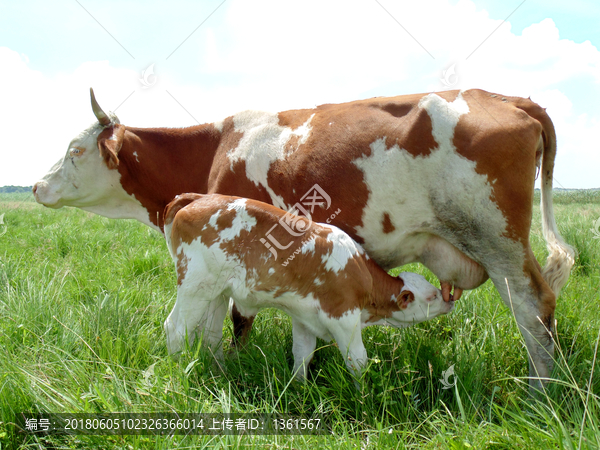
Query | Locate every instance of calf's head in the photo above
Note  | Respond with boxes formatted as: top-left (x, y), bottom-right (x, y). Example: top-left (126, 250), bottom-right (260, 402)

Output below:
top-left (390, 272), bottom-right (453, 325)
top-left (33, 89), bottom-right (145, 223)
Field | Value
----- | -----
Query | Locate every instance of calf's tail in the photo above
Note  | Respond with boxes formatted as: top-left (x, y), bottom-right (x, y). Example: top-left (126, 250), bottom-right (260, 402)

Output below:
top-left (163, 193), bottom-right (204, 257)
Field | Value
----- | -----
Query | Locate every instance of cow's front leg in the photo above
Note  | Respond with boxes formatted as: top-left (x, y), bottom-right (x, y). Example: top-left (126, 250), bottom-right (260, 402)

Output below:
top-left (231, 303), bottom-right (255, 347)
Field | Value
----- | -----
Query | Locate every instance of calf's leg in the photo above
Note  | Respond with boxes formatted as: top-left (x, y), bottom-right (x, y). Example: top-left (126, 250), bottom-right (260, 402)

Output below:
top-left (326, 311), bottom-right (368, 380)
top-left (291, 319), bottom-right (317, 381)
top-left (164, 287), bottom-right (228, 357)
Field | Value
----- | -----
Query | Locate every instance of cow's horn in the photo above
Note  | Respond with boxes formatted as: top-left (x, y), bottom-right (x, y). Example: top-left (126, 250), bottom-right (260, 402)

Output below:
top-left (90, 88), bottom-right (111, 126)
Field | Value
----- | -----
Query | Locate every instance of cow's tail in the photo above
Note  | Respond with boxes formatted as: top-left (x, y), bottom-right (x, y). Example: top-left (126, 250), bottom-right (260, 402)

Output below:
top-left (163, 193), bottom-right (204, 257)
top-left (537, 111), bottom-right (575, 297)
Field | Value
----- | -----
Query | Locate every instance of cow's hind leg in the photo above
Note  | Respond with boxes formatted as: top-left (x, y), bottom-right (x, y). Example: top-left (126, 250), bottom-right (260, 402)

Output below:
top-left (487, 246), bottom-right (557, 393)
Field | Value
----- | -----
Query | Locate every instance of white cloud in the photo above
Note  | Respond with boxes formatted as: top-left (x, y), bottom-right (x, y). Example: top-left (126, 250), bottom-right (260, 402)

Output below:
top-left (1, 0), bottom-right (599, 187)
top-left (0, 48), bottom-right (138, 185)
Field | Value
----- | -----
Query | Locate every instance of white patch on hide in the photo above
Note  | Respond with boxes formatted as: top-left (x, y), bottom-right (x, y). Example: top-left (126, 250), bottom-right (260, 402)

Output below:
top-left (218, 198), bottom-right (257, 241)
top-left (227, 111), bottom-right (315, 209)
top-left (320, 224), bottom-right (363, 273)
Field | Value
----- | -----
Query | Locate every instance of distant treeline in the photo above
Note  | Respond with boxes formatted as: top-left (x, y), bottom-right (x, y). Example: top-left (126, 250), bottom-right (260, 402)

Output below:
top-left (1, 186), bottom-right (599, 204)
top-left (534, 188), bottom-right (600, 204)
top-left (0, 186), bottom-right (33, 193)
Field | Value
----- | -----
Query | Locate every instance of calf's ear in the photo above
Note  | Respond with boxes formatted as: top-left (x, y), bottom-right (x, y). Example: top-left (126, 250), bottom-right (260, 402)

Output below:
top-left (97, 124), bottom-right (126, 170)
top-left (398, 290), bottom-right (415, 308)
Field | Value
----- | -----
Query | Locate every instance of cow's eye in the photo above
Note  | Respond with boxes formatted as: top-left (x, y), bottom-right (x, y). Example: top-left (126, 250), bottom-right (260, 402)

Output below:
top-left (70, 148), bottom-right (83, 156)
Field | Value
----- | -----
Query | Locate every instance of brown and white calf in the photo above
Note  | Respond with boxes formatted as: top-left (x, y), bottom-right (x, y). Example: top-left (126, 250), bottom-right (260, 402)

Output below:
top-left (34, 88), bottom-right (574, 390)
top-left (163, 193), bottom-right (453, 379)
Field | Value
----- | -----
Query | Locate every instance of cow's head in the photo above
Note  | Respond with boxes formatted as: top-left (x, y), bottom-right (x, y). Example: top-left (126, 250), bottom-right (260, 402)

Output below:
top-left (33, 89), bottom-right (150, 225)
top-left (390, 272), bottom-right (453, 325)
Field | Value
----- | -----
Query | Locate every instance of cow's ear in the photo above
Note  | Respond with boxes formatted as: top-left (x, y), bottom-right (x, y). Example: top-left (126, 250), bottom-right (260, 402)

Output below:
top-left (397, 290), bottom-right (415, 308)
top-left (97, 124), bottom-right (126, 170)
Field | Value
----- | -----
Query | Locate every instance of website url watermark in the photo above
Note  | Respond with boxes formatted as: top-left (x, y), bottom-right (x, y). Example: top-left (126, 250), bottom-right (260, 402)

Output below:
top-left (259, 184), bottom-right (340, 265)
top-left (591, 216), bottom-right (600, 239)
top-left (440, 364), bottom-right (457, 389)
top-left (280, 207), bottom-right (342, 267)
top-left (0, 213), bottom-right (7, 237)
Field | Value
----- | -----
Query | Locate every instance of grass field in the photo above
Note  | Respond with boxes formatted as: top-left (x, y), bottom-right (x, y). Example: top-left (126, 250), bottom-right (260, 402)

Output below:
top-left (0, 191), bottom-right (599, 449)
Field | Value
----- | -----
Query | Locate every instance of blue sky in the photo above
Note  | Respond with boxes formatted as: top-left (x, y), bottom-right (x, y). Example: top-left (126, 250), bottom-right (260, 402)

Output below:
top-left (1, 0), bottom-right (599, 187)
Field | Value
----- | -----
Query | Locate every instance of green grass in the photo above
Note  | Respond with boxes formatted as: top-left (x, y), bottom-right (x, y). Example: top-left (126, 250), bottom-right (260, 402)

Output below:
top-left (0, 192), bottom-right (599, 449)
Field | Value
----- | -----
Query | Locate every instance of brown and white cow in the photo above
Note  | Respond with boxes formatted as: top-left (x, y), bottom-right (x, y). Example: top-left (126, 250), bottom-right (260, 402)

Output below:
top-left (34, 88), bottom-right (574, 391)
top-left (163, 193), bottom-right (453, 379)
